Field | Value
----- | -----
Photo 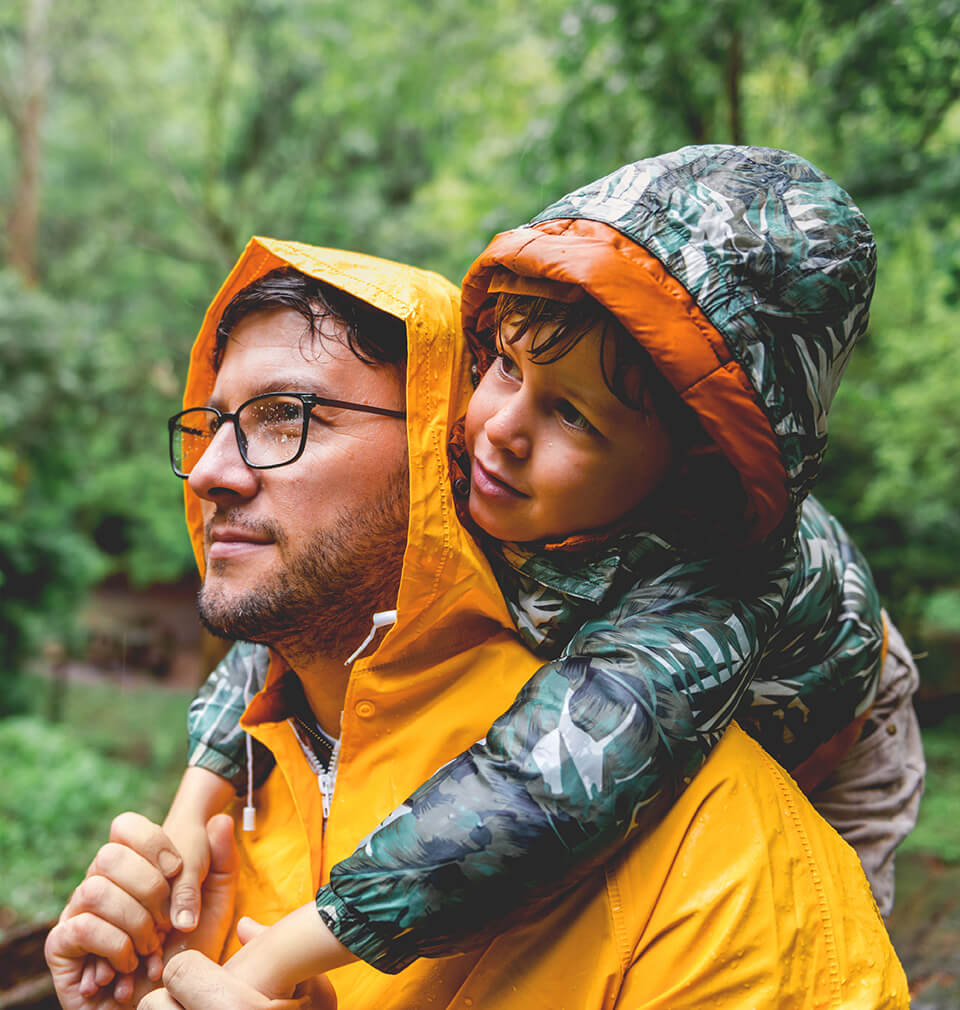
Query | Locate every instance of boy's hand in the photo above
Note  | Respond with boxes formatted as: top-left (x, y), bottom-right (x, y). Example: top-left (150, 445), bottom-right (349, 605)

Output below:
top-left (223, 917), bottom-right (298, 1000)
top-left (221, 903), bottom-right (355, 1001)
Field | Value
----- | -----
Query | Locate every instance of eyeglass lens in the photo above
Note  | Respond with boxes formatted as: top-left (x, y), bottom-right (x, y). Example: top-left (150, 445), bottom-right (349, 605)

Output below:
top-left (172, 395), bottom-right (307, 475)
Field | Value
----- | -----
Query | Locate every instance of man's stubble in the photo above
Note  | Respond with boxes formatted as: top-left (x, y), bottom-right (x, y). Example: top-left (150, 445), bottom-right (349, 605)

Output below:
top-left (197, 463), bottom-right (409, 664)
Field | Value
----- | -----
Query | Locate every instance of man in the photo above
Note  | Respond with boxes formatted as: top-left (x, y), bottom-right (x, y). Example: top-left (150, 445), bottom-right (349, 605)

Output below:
top-left (47, 238), bottom-right (907, 1009)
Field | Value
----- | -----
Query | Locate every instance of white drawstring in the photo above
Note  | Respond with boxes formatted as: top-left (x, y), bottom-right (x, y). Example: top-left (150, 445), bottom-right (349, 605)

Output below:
top-left (242, 660), bottom-right (258, 832)
top-left (343, 610), bottom-right (398, 665)
top-left (238, 610), bottom-right (396, 831)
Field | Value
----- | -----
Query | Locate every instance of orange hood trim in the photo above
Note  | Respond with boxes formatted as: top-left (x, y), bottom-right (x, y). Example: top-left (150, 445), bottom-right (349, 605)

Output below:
top-left (461, 219), bottom-right (790, 543)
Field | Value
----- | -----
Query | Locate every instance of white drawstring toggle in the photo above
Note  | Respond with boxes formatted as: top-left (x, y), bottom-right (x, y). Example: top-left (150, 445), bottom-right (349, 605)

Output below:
top-left (344, 610), bottom-right (398, 665)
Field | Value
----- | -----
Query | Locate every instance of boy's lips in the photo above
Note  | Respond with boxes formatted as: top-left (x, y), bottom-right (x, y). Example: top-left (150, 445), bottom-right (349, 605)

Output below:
top-left (471, 458), bottom-right (527, 500)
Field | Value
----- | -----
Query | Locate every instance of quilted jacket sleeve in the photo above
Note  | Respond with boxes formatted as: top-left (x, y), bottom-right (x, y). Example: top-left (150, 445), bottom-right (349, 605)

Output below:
top-left (315, 555), bottom-right (794, 973)
top-left (186, 640), bottom-right (274, 792)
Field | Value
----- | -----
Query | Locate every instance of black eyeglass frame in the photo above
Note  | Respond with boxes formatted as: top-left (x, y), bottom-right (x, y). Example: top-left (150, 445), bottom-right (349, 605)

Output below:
top-left (168, 391), bottom-right (406, 479)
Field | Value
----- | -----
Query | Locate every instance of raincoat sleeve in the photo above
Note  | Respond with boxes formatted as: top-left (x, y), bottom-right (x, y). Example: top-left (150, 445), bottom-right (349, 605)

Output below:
top-left (314, 554), bottom-right (794, 974)
top-left (186, 640), bottom-right (274, 791)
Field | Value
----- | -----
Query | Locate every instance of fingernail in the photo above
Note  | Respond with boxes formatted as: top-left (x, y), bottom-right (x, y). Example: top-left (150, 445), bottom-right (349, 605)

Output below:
top-left (174, 908), bottom-right (196, 930)
top-left (158, 849), bottom-right (181, 875)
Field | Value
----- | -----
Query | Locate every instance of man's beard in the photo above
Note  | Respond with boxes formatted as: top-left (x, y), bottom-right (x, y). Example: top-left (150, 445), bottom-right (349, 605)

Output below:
top-left (197, 464), bottom-right (409, 663)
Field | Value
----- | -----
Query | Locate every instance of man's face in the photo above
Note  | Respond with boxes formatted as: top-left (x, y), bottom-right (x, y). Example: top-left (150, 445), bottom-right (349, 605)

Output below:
top-left (188, 306), bottom-right (409, 657)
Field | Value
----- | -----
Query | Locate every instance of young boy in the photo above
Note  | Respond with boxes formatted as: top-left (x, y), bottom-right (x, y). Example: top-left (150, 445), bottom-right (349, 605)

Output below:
top-left (89, 146), bottom-right (923, 999)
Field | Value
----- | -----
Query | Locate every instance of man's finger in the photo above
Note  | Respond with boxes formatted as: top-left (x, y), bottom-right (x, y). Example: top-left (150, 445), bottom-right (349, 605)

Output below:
top-left (294, 975), bottom-right (339, 1010)
top-left (88, 842), bottom-right (172, 928)
top-left (45, 913), bottom-right (139, 976)
top-left (65, 874), bottom-right (162, 957)
top-left (161, 950), bottom-right (309, 1010)
top-left (137, 986), bottom-right (184, 1010)
top-left (109, 812), bottom-right (182, 878)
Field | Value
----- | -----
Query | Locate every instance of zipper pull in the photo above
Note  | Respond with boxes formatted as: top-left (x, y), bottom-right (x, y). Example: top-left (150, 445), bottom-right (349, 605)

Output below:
top-left (318, 772), bottom-right (334, 819)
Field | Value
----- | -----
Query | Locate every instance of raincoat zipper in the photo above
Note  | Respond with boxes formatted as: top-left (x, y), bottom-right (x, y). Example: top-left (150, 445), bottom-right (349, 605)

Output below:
top-left (291, 717), bottom-right (341, 820)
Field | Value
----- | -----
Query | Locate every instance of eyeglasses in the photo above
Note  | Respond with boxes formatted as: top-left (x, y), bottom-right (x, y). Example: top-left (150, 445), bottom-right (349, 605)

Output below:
top-left (168, 391), bottom-right (405, 478)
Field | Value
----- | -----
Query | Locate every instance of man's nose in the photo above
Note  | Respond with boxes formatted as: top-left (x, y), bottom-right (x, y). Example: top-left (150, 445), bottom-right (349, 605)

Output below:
top-left (484, 394), bottom-right (532, 459)
top-left (187, 422), bottom-right (259, 503)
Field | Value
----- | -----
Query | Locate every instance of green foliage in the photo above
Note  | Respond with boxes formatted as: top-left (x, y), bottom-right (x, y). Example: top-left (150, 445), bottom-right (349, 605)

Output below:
top-left (923, 590), bottom-right (960, 638)
top-left (899, 714), bottom-right (960, 864)
top-left (0, 0), bottom-right (958, 672)
top-left (0, 676), bottom-right (190, 926)
top-left (0, 273), bottom-right (108, 706)
top-left (0, 717), bottom-right (148, 921)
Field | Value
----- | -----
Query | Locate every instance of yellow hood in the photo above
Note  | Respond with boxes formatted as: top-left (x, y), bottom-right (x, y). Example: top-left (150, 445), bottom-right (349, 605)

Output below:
top-left (183, 236), bottom-right (517, 657)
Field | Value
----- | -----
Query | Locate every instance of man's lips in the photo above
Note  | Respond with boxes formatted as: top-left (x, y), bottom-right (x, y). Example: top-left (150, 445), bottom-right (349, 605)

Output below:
top-left (471, 458), bottom-right (527, 500)
top-left (207, 526), bottom-right (274, 559)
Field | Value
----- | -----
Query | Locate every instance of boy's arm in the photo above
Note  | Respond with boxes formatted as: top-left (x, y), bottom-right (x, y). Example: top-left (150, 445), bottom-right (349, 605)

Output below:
top-left (314, 552), bottom-right (794, 974)
top-left (224, 903), bottom-right (356, 999)
top-left (169, 639), bottom-right (273, 931)
top-left (186, 640), bottom-right (275, 788)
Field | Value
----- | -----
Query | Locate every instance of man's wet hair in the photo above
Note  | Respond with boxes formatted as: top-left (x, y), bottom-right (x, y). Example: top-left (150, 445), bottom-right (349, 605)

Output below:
top-left (213, 266), bottom-right (406, 370)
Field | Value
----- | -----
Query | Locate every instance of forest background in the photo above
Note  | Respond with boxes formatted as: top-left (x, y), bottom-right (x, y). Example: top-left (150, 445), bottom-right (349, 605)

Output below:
top-left (1, 0), bottom-right (959, 966)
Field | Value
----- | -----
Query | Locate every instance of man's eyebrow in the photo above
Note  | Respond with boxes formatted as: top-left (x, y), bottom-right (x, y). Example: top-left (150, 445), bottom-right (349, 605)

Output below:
top-left (205, 378), bottom-right (336, 409)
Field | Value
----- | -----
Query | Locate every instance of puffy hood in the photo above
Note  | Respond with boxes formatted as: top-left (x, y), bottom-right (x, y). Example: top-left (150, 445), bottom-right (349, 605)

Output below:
top-left (182, 237), bottom-right (518, 669)
top-left (462, 145), bottom-right (876, 545)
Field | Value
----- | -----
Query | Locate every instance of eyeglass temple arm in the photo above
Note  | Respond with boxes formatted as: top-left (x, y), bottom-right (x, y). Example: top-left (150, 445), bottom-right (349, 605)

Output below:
top-left (302, 394), bottom-right (405, 419)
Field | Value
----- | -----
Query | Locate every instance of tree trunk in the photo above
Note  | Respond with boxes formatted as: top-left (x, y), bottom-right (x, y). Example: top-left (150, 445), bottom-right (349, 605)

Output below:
top-left (5, 0), bottom-right (52, 286)
top-left (727, 25), bottom-right (744, 145)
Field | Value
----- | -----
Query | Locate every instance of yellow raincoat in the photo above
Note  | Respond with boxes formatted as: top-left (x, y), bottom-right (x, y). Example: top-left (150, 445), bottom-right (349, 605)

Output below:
top-left (181, 237), bottom-right (908, 1008)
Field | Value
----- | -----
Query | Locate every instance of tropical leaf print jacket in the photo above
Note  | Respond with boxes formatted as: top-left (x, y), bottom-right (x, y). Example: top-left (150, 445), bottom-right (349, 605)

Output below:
top-left (187, 147), bottom-right (883, 972)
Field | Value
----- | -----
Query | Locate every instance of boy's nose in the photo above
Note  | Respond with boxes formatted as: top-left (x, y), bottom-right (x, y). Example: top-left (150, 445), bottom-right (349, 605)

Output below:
top-left (484, 396), bottom-right (532, 459)
top-left (187, 423), bottom-right (259, 504)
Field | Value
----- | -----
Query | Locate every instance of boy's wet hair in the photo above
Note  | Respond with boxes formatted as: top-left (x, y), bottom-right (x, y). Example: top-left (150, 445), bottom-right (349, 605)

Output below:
top-left (214, 266), bottom-right (406, 371)
top-left (491, 292), bottom-right (751, 551)
top-left (492, 291), bottom-right (696, 437)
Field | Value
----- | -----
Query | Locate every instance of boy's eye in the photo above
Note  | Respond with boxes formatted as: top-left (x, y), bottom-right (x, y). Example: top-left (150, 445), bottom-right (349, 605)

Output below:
top-left (496, 353), bottom-right (521, 380)
top-left (557, 400), bottom-right (596, 433)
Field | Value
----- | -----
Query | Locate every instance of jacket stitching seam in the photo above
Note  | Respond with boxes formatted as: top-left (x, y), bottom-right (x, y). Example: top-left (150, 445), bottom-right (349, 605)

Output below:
top-left (274, 243), bottom-right (414, 317)
top-left (424, 318), bottom-right (454, 617)
top-left (759, 747), bottom-right (843, 1006)
top-left (603, 864), bottom-right (632, 983)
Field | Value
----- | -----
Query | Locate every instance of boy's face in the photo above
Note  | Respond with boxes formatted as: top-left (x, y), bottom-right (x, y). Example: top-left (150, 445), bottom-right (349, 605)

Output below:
top-left (464, 317), bottom-right (673, 543)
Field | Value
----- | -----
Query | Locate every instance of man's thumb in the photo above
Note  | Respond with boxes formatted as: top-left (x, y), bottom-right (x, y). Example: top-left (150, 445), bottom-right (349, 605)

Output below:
top-left (201, 813), bottom-right (238, 917)
top-left (166, 813), bottom-right (238, 961)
